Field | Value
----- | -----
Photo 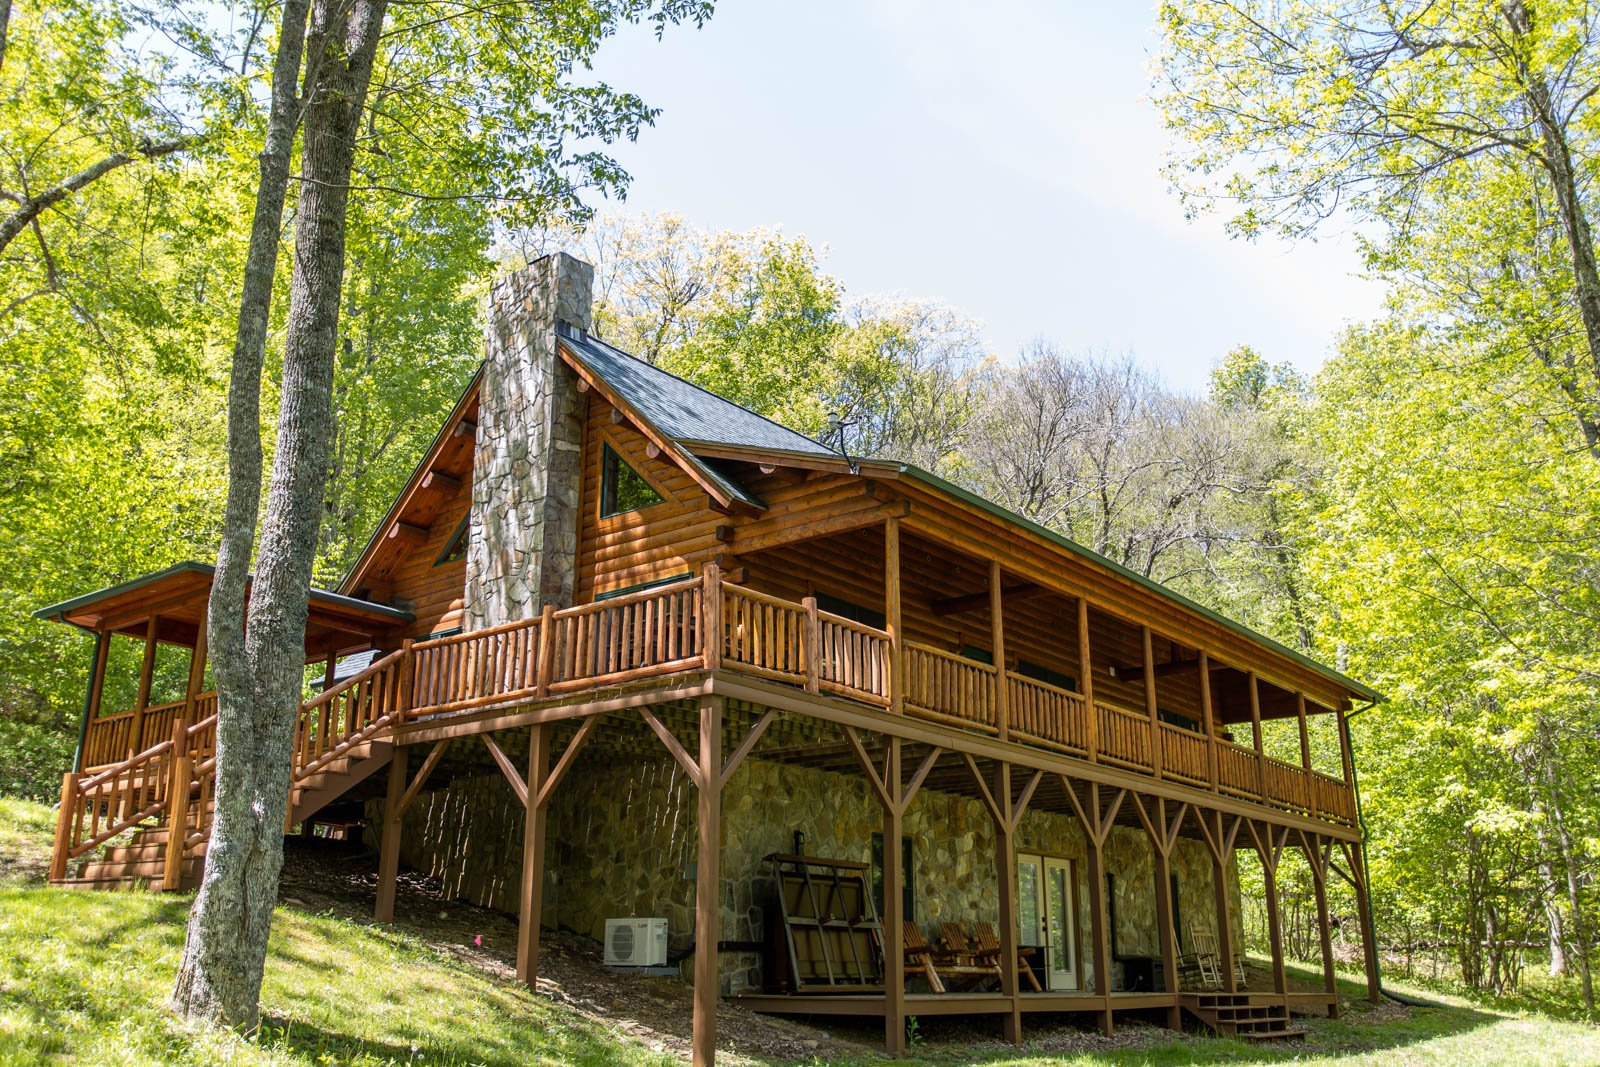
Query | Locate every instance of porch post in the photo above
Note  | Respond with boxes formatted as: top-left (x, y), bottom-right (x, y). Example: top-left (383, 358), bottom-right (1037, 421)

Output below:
top-left (1247, 672), bottom-right (1264, 798)
top-left (1212, 813), bottom-right (1238, 994)
top-left (1308, 835), bottom-right (1340, 1017)
top-left (1198, 651), bottom-right (1217, 791)
top-left (1148, 800), bottom-right (1181, 1030)
top-left (72, 630), bottom-right (111, 772)
top-left (1257, 825), bottom-right (1289, 1002)
top-left (885, 518), bottom-right (902, 715)
top-left (1078, 598), bottom-right (1097, 763)
top-left (881, 737), bottom-right (906, 1054)
top-left (1297, 693), bottom-right (1315, 818)
top-left (374, 745), bottom-right (411, 923)
top-left (517, 724), bottom-right (551, 987)
top-left (1142, 626), bottom-right (1160, 778)
top-left (693, 695), bottom-right (723, 1067)
top-left (1082, 785), bottom-right (1114, 1035)
top-left (1349, 843), bottom-right (1383, 1003)
top-left (994, 761), bottom-right (1022, 1042)
top-left (128, 615), bottom-right (160, 755)
top-left (990, 561), bottom-right (1008, 742)
top-left (182, 609), bottom-right (209, 721)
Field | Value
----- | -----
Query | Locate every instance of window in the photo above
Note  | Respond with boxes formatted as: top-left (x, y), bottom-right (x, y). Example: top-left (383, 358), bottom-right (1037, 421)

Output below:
top-left (1158, 708), bottom-right (1200, 732)
top-left (871, 832), bottom-right (915, 918)
top-left (596, 572), bottom-right (692, 600)
top-left (434, 514), bottom-right (470, 566)
top-left (1016, 659), bottom-right (1075, 692)
top-left (815, 593), bottom-right (886, 631)
top-left (601, 444), bottom-right (665, 517)
top-left (959, 644), bottom-right (993, 666)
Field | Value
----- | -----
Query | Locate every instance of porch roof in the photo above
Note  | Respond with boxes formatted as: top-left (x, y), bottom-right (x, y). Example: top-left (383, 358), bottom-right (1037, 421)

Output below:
top-left (34, 561), bottom-right (413, 654)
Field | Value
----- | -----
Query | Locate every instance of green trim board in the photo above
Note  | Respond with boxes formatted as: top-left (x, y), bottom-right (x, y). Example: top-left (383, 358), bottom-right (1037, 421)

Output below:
top-left (34, 560), bottom-right (414, 624)
top-left (596, 572), bottom-right (693, 600)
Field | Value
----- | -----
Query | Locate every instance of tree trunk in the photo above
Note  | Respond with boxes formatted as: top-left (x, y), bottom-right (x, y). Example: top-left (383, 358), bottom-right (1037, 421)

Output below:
top-left (172, 0), bottom-right (387, 1028)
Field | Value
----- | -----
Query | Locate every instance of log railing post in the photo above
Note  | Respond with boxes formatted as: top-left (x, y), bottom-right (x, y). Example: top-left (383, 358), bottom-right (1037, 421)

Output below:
top-left (536, 602), bottom-right (557, 696)
top-left (49, 772), bottom-right (76, 882)
top-left (701, 562), bottom-right (723, 672)
top-left (1296, 692), bottom-right (1315, 817)
top-left (162, 715), bottom-right (193, 891)
top-left (802, 596), bottom-right (820, 693)
top-left (1248, 672), bottom-right (1265, 800)
top-left (885, 518), bottom-right (903, 715)
top-left (1079, 598), bottom-right (1097, 762)
top-left (990, 560), bottom-right (1007, 741)
top-left (397, 638), bottom-right (416, 723)
top-left (1199, 651), bottom-right (1218, 793)
top-left (1142, 625), bottom-right (1160, 779)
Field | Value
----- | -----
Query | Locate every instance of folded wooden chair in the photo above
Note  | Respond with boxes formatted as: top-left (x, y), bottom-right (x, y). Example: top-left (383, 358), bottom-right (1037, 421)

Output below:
top-left (972, 921), bottom-right (1042, 992)
top-left (938, 922), bottom-right (1002, 991)
top-left (901, 920), bottom-right (947, 994)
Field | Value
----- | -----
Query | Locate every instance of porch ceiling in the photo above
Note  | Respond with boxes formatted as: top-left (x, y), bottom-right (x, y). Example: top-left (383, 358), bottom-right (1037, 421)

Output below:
top-left (34, 561), bottom-right (413, 655)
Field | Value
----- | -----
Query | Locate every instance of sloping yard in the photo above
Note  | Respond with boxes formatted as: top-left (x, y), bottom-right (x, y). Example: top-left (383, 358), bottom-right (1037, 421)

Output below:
top-left (2, 796), bottom-right (1597, 1066)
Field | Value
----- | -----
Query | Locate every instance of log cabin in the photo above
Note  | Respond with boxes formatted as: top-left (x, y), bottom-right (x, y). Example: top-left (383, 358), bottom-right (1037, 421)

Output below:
top-left (36, 253), bottom-right (1382, 1061)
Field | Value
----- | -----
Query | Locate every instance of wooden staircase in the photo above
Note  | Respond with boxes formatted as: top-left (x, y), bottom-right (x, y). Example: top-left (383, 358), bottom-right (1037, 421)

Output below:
top-left (50, 651), bottom-right (410, 891)
top-left (1180, 992), bottom-right (1308, 1042)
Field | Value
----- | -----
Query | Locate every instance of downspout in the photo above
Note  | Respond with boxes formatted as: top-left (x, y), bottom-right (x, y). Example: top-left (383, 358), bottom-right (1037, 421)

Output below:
top-left (1344, 699), bottom-right (1392, 1002)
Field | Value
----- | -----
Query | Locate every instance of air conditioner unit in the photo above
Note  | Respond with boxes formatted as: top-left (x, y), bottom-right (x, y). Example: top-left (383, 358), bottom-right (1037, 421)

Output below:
top-left (604, 917), bottom-right (669, 967)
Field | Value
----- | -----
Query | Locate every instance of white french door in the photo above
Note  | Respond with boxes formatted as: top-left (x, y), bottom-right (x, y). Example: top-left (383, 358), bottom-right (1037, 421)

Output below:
top-left (1017, 853), bottom-right (1079, 990)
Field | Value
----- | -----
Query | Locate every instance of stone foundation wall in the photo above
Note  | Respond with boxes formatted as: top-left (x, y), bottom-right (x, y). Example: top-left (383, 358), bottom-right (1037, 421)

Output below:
top-left (379, 749), bottom-right (1243, 996)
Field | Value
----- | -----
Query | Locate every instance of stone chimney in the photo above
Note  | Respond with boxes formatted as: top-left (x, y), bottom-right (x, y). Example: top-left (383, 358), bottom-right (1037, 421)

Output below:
top-left (463, 252), bottom-right (593, 628)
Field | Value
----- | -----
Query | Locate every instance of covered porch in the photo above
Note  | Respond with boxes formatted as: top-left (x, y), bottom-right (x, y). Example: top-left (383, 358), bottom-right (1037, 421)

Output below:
top-left (34, 561), bottom-right (413, 771)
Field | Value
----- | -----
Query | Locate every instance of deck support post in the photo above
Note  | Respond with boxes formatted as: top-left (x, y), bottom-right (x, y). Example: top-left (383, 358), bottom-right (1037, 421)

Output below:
top-left (693, 695), bottom-right (724, 1067)
top-left (1134, 795), bottom-right (1182, 1030)
top-left (1210, 811), bottom-right (1239, 994)
top-left (1250, 821), bottom-right (1290, 1005)
top-left (1068, 779), bottom-right (1117, 1036)
top-left (1346, 842), bottom-right (1382, 1003)
top-left (881, 737), bottom-right (906, 1054)
top-left (375, 745), bottom-right (411, 923)
top-left (993, 761), bottom-right (1022, 1042)
top-left (517, 724), bottom-right (551, 988)
top-left (1304, 832), bottom-right (1340, 1017)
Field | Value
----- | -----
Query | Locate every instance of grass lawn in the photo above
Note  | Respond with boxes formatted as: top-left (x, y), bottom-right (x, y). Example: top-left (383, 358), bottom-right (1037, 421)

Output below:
top-left (1, 795), bottom-right (1598, 1065)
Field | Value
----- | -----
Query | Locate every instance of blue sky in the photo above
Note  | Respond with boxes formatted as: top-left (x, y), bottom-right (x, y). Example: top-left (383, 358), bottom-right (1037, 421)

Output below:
top-left (581, 1), bottom-right (1384, 393)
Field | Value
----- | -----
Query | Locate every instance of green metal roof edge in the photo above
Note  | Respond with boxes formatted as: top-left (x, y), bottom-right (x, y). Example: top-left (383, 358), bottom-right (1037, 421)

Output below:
top-left (35, 560), bottom-right (414, 624)
top-left (896, 463), bottom-right (1384, 705)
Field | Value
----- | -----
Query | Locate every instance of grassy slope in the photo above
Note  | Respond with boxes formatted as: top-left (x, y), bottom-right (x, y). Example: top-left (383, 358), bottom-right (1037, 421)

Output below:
top-left (1, 796), bottom-right (1597, 1066)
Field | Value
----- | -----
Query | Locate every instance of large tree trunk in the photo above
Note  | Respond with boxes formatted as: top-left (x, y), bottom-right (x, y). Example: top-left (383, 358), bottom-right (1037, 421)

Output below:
top-left (172, 0), bottom-right (386, 1028)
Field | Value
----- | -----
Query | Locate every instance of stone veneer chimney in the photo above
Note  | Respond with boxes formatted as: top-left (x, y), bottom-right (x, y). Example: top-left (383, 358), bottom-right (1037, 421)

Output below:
top-left (463, 252), bottom-right (593, 629)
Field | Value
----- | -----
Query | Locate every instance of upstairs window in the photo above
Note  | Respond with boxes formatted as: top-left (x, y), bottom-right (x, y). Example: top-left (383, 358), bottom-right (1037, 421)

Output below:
top-left (815, 593), bottom-right (886, 631)
top-left (1016, 659), bottom-right (1075, 692)
top-left (435, 514), bottom-right (470, 566)
top-left (601, 444), bottom-right (665, 517)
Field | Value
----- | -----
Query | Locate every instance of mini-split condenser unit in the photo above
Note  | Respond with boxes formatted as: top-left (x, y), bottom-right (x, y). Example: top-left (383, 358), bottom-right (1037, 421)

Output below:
top-left (604, 917), bottom-right (669, 967)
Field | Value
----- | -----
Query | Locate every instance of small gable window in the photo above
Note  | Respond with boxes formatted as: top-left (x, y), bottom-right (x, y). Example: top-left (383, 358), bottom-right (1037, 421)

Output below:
top-left (601, 444), bottom-right (665, 517)
top-left (435, 515), bottom-right (469, 566)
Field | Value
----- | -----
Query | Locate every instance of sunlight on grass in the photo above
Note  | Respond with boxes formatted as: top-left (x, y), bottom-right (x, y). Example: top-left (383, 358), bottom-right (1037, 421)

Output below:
top-left (0, 885), bottom-right (679, 1066)
top-left (0, 795), bottom-right (54, 885)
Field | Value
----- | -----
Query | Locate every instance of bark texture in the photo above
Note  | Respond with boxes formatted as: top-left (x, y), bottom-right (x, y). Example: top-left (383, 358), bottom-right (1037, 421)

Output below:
top-left (172, 0), bottom-right (387, 1027)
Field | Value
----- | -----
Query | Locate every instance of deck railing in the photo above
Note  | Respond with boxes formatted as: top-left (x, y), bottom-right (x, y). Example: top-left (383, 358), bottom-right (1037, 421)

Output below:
top-left (59, 565), bottom-right (1360, 883)
top-left (1006, 674), bottom-right (1088, 755)
top-left (903, 642), bottom-right (993, 728)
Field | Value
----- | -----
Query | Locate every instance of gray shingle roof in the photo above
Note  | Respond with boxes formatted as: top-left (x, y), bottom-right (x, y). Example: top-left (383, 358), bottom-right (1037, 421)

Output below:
top-left (557, 325), bottom-right (836, 457)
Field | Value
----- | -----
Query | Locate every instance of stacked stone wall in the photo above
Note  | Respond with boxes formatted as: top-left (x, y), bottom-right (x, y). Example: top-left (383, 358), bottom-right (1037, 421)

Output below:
top-left (379, 749), bottom-right (1243, 996)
